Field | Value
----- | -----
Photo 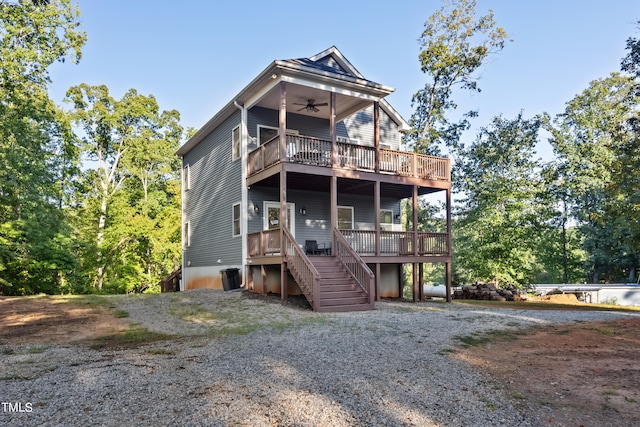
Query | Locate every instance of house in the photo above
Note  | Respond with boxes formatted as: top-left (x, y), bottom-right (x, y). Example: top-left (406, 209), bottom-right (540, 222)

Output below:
top-left (176, 46), bottom-right (452, 312)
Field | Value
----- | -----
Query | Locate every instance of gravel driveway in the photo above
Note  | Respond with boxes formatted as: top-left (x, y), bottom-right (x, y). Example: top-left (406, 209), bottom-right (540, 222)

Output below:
top-left (2, 289), bottom-right (637, 427)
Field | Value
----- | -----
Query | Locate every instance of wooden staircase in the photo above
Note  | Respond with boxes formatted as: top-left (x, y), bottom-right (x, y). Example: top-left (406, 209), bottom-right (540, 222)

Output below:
top-left (307, 256), bottom-right (375, 312)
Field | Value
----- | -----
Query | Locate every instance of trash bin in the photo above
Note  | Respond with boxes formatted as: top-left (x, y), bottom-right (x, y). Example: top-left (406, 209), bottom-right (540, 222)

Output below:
top-left (220, 268), bottom-right (240, 291)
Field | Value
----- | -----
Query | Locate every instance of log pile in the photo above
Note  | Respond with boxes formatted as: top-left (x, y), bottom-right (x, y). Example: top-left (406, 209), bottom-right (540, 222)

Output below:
top-left (453, 283), bottom-right (525, 301)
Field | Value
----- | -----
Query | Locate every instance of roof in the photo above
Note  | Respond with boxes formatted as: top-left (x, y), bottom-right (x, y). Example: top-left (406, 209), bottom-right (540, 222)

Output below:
top-left (177, 46), bottom-right (409, 157)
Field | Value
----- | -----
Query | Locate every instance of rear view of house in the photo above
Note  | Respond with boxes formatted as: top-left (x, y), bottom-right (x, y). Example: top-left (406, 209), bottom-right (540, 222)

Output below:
top-left (176, 46), bottom-right (452, 311)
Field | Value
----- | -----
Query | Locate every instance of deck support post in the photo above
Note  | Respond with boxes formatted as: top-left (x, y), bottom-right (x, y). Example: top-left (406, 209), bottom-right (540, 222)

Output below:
top-left (418, 263), bottom-right (424, 301)
top-left (376, 263), bottom-right (381, 301)
top-left (279, 82), bottom-right (288, 301)
top-left (446, 187), bottom-right (452, 302)
top-left (374, 180), bottom-right (380, 256)
top-left (330, 92), bottom-right (337, 167)
top-left (412, 262), bottom-right (419, 302)
top-left (331, 175), bottom-right (337, 249)
top-left (374, 101), bottom-right (380, 173)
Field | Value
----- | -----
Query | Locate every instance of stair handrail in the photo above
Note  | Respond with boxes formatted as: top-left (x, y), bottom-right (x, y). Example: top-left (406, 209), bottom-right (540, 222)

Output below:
top-left (282, 226), bottom-right (320, 311)
top-left (333, 228), bottom-right (375, 306)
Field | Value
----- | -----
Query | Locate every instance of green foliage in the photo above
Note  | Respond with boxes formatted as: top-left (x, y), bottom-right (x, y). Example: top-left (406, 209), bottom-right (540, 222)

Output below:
top-left (65, 84), bottom-right (184, 293)
top-left (406, 0), bottom-right (509, 155)
top-left (453, 113), bottom-right (546, 285)
top-left (546, 72), bottom-right (640, 283)
top-left (0, 0), bottom-right (86, 294)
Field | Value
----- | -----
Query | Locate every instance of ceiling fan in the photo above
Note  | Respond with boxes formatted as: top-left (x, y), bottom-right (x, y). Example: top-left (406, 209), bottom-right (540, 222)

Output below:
top-left (294, 99), bottom-right (328, 113)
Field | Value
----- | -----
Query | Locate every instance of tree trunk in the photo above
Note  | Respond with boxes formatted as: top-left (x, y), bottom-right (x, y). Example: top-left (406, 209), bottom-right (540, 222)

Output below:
top-left (95, 192), bottom-right (107, 291)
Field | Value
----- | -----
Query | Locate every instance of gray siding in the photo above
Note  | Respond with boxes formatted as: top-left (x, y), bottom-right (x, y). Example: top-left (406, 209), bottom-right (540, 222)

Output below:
top-left (248, 105), bottom-right (401, 149)
top-left (341, 105), bottom-right (401, 149)
top-left (183, 110), bottom-right (243, 267)
top-left (247, 187), bottom-right (401, 249)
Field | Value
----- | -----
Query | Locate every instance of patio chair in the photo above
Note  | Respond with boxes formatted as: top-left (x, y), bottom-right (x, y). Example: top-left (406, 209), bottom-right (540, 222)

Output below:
top-left (305, 240), bottom-right (329, 255)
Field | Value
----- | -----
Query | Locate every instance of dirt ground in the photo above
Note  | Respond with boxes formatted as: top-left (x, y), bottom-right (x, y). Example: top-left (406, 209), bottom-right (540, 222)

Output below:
top-left (0, 296), bottom-right (130, 345)
top-left (1, 295), bottom-right (639, 427)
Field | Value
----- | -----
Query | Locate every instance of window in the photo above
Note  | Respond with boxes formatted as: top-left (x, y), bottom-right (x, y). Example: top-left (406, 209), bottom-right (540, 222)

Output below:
top-left (232, 126), bottom-right (241, 161)
top-left (232, 203), bottom-right (241, 237)
top-left (183, 221), bottom-right (190, 248)
top-left (380, 209), bottom-right (393, 231)
top-left (258, 125), bottom-right (278, 145)
top-left (257, 126), bottom-right (299, 146)
top-left (183, 164), bottom-right (190, 190)
top-left (337, 206), bottom-right (354, 230)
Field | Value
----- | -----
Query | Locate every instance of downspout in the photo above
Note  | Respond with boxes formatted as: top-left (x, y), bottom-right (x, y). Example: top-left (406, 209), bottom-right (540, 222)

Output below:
top-left (180, 155), bottom-right (185, 291)
top-left (234, 100), bottom-right (248, 286)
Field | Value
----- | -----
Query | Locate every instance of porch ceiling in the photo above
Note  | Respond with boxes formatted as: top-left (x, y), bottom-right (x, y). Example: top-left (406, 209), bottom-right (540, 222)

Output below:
top-left (252, 83), bottom-right (369, 121)
top-left (253, 172), bottom-right (443, 199)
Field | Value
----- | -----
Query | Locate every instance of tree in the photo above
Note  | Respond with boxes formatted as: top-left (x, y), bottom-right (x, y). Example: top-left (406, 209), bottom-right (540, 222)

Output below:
top-left (406, 0), bottom-right (509, 155)
top-left (454, 113), bottom-right (545, 286)
top-left (546, 73), bottom-right (639, 282)
top-left (66, 84), bottom-right (183, 292)
top-left (0, 0), bottom-right (85, 294)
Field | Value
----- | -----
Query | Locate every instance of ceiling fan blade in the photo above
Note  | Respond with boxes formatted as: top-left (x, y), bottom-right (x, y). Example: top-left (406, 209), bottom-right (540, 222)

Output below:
top-left (314, 103), bottom-right (328, 107)
top-left (297, 106), bottom-right (307, 112)
top-left (312, 107), bottom-right (319, 112)
top-left (293, 103), bottom-right (306, 106)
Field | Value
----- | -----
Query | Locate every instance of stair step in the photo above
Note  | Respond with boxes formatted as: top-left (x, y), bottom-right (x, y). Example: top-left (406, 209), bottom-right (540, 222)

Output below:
top-left (320, 290), bottom-right (365, 299)
top-left (288, 255), bottom-right (375, 313)
top-left (319, 284), bottom-right (359, 292)
top-left (316, 303), bottom-right (375, 313)
top-left (320, 295), bottom-right (369, 305)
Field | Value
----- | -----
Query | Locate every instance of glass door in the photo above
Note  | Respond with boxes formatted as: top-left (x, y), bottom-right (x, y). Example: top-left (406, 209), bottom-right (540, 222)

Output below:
top-left (264, 202), bottom-right (295, 235)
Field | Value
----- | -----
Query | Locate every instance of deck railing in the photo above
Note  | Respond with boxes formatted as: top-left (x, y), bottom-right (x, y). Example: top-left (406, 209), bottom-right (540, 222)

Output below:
top-left (248, 228), bottom-right (450, 258)
top-left (338, 230), bottom-right (450, 256)
top-left (247, 228), bottom-right (281, 257)
top-left (283, 226), bottom-right (319, 310)
top-left (247, 134), bottom-right (450, 181)
top-left (333, 228), bottom-right (375, 306)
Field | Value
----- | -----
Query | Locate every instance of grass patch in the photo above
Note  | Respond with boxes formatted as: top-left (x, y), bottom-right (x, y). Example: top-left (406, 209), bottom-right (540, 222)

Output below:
top-left (89, 324), bottom-right (173, 350)
top-left (113, 309), bottom-right (130, 318)
top-left (455, 329), bottom-right (520, 347)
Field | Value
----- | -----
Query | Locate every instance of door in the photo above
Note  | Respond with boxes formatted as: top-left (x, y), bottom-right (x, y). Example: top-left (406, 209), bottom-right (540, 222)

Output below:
top-left (264, 202), bottom-right (295, 235)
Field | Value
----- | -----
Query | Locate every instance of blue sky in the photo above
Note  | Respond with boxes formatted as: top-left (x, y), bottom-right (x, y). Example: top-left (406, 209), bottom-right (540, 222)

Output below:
top-left (49, 1), bottom-right (640, 159)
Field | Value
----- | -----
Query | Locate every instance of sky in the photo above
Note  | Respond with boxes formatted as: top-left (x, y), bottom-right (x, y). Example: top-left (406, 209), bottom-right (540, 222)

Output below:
top-left (48, 0), bottom-right (640, 160)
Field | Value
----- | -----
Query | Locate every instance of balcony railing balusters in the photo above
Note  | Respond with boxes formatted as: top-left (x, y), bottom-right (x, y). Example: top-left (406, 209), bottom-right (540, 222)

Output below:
top-left (247, 134), bottom-right (450, 181)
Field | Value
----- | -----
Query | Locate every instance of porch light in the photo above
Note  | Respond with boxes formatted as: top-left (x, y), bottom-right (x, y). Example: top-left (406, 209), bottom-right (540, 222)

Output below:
top-left (299, 207), bottom-right (306, 216)
top-left (254, 205), bottom-right (259, 214)
top-left (395, 213), bottom-right (401, 220)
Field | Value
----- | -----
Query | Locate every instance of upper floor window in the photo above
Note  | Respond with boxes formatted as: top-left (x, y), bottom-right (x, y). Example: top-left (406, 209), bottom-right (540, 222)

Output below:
top-left (183, 164), bottom-right (191, 190)
top-left (258, 125), bottom-right (278, 145)
top-left (257, 125), bottom-right (299, 146)
top-left (232, 125), bottom-right (241, 161)
top-left (232, 203), bottom-right (241, 237)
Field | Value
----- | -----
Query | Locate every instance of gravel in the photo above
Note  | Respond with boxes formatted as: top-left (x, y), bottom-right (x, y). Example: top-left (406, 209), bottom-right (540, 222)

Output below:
top-left (2, 289), bottom-right (638, 427)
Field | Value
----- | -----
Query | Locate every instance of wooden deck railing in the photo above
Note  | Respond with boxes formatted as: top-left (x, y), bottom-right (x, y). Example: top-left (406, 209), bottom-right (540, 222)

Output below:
top-left (338, 230), bottom-right (450, 256)
top-left (333, 228), bottom-right (375, 306)
top-left (247, 228), bottom-right (281, 257)
top-left (248, 228), bottom-right (450, 258)
top-left (283, 226), bottom-right (319, 310)
top-left (247, 134), bottom-right (450, 181)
